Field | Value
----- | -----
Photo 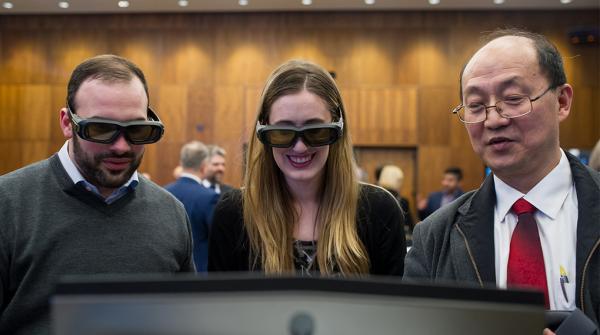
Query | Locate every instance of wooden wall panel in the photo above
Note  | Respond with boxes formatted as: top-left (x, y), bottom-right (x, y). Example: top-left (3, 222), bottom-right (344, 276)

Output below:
top-left (214, 86), bottom-right (246, 187)
top-left (244, 87), bottom-right (263, 142)
top-left (187, 85), bottom-right (215, 142)
top-left (21, 85), bottom-right (52, 141)
top-left (46, 30), bottom-right (110, 84)
top-left (343, 87), bottom-right (417, 145)
top-left (156, 85), bottom-right (187, 144)
top-left (418, 87), bottom-right (455, 146)
top-left (0, 86), bottom-right (21, 141)
top-left (0, 10), bottom-right (597, 191)
top-left (160, 30), bottom-right (215, 86)
top-left (21, 141), bottom-right (51, 166)
top-left (0, 32), bottom-right (48, 84)
top-left (417, 145), bottom-right (452, 198)
top-left (0, 141), bottom-right (22, 174)
top-left (561, 86), bottom-right (600, 149)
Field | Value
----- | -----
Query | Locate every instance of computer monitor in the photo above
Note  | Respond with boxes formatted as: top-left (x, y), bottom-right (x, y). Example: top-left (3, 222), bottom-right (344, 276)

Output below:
top-left (52, 274), bottom-right (544, 335)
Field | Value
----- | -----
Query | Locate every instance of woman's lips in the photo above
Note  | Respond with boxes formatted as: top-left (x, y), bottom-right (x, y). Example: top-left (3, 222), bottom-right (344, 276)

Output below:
top-left (287, 153), bottom-right (314, 168)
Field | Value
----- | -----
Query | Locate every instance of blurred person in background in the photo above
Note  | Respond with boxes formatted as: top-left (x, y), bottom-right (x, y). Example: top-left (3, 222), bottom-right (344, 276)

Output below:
top-left (378, 164), bottom-right (415, 242)
top-left (417, 166), bottom-right (464, 220)
top-left (202, 145), bottom-right (234, 195)
top-left (165, 141), bottom-right (219, 272)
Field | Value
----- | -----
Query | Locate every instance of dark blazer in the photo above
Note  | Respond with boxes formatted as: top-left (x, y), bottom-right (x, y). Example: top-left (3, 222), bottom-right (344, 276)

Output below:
top-left (165, 177), bottom-right (219, 272)
top-left (404, 152), bottom-right (600, 326)
top-left (418, 189), bottom-right (464, 220)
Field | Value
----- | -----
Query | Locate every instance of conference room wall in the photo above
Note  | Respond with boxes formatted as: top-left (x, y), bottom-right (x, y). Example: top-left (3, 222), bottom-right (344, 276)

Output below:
top-left (0, 10), bottom-right (597, 204)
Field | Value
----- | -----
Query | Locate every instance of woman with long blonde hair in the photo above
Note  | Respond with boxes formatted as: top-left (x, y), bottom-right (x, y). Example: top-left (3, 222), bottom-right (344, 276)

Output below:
top-left (208, 60), bottom-right (405, 276)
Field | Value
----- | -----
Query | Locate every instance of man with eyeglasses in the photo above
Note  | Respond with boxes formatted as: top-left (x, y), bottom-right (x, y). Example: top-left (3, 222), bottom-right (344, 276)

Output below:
top-left (0, 55), bottom-right (195, 335)
top-left (405, 29), bottom-right (600, 331)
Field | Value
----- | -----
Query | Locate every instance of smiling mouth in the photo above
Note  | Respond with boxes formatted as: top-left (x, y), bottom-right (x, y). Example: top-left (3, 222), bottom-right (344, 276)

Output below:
top-left (287, 154), bottom-right (314, 168)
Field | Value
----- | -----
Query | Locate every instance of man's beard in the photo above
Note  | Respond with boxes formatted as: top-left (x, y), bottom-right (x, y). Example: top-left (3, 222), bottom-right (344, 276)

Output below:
top-left (208, 171), bottom-right (223, 184)
top-left (72, 136), bottom-right (143, 190)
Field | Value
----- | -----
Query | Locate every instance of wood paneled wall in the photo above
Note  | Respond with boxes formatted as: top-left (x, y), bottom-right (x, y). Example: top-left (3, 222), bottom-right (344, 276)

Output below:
top-left (0, 11), bottom-right (598, 201)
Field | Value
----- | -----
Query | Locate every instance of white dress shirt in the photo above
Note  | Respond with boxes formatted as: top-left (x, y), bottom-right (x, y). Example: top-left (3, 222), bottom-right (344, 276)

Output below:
top-left (494, 149), bottom-right (578, 310)
top-left (202, 179), bottom-right (220, 194)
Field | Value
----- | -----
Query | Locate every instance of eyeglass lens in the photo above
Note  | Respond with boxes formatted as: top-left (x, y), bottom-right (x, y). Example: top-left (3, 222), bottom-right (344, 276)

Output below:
top-left (264, 127), bottom-right (338, 147)
top-left (84, 122), bottom-right (161, 144)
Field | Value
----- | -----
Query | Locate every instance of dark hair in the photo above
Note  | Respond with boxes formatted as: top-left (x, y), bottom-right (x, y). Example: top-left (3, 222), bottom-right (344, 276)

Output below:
top-left (67, 54), bottom-right (149, 113)
top-left (459, 28), bottom-right (567, 100)
top-left (444, 166), bottom-right (463, 181)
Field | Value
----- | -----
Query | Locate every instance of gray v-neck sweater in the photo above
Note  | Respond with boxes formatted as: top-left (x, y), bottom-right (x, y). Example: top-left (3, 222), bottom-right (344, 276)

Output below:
top-left (0, 154), bottom-right (194, 335)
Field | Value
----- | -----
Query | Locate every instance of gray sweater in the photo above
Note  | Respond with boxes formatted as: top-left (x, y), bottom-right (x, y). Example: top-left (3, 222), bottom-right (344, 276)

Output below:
top-left (0, 154), bottom-right (195, 335)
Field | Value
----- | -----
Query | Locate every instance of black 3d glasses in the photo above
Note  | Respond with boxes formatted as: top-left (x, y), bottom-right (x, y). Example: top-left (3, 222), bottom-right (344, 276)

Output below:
top-left (68, 106), bottom-right (165, 145)
top-left (256, 118), bottom-right (344, 148)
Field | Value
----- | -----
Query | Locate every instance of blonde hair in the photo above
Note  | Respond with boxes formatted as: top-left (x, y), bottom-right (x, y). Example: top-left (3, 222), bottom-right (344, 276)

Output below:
top-left (378, 165), bottom-right (404, 192)
top-left (243, 59), bottom-right (369, 275)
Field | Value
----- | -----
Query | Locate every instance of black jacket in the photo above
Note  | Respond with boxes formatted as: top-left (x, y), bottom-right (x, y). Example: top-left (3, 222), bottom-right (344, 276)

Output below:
top-left (405, 152), bottom-right (600, 326)
top-left (208, 183), bottom-right (406, 276)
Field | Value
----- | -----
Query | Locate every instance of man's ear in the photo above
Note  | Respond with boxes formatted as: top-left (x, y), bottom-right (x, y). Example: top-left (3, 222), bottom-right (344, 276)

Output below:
top-left (59, 108), bottom-right (73, 139)
top-left (557, 84), bottom-right (573, 123)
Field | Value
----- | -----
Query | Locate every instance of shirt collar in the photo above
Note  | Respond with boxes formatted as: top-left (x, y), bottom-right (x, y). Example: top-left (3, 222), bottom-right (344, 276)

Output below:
top-left (494, 149), bottom-right (573, 222)
top-left (57, 140), bottom-right (139, 189)
top-left (180, 172), bottom-right (203, 185)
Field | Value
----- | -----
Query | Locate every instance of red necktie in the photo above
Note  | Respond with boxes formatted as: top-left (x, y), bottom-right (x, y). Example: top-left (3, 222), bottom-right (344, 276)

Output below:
top-left (507, 198), bottom-right (550, 308)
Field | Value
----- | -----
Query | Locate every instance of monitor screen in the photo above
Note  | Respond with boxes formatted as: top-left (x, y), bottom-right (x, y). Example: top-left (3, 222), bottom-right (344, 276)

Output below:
top-left (52, 274), bottom-right (544, 335)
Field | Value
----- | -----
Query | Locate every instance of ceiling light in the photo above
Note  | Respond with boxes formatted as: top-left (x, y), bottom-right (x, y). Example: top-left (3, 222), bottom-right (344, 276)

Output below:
top-left (58, 1), bottom-right (69, 8)
top-left (560, 0), bottom-right (572, 3)
top-left (493, 0), bottom-right (504, 4)
top-left (178, 0), bottom-right (188, 6)
top-left (429, 0), bottom-right (440, 4)
top-left (118, 1), bottom-right (129, 8)
top-left (239, 0), bottom-right (248, 6)
top-left (302, 0), bottom-right (312, 5)
top-left (365, 0), bottom-right (375, 4)
top-left (2, 2), bottom-right (13, 9)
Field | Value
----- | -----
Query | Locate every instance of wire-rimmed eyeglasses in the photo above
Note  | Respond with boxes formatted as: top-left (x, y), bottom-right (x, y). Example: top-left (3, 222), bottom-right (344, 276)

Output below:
top-left (451, 86), bottom-right (555, 124)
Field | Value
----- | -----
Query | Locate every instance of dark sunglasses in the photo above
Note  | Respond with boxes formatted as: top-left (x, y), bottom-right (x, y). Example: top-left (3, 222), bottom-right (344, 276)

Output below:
top-left (256, 117), bottom-right (344, 148)
top-left (67, 106), bottom-right (165, 145)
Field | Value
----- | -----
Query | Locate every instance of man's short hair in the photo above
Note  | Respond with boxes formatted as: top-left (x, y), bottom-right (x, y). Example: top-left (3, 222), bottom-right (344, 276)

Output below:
top-left (459, 28), bottom-right (567, 99)
top-left (444, 167), bottom-right (463, 181)
top-left (207, 145), bottom-right (226, 159)
top-left (67, 54), bottom-right (149, 112)
top-left (180, 141), bottom-right (209, 170)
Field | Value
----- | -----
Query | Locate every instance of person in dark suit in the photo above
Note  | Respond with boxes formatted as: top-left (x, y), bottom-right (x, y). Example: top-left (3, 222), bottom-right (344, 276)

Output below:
top-left (202, 145), bottom-right (234, 195)
top-left (404, 28), bottom-right (599, 331)
top-left (165, 141), bottom-right (219, 272)
top-left (377, 164), bottom-right (415, 239)
top-left (417, 166), bottom-right (463, 220)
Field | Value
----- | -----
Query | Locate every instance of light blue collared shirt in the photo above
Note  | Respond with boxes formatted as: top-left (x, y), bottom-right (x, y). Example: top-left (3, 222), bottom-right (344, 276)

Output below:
top-left (57, 141), bottom-right (139, 204)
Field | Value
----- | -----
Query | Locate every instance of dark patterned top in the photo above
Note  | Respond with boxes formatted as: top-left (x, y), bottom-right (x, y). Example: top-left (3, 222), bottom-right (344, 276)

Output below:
top-left (293, 240), bottom-right (318, 276)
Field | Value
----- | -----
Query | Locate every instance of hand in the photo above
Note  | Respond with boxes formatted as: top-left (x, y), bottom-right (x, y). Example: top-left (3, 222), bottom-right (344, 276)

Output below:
top-left (543, 328), bottom-right (556, 335)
